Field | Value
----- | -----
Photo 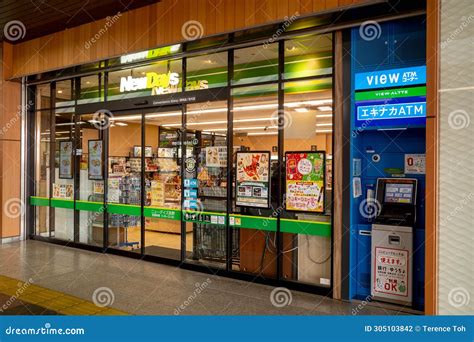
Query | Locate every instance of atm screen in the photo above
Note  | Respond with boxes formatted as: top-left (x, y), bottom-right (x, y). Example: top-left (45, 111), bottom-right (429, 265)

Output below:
top-left (384, 183), bottom-right (414, 204)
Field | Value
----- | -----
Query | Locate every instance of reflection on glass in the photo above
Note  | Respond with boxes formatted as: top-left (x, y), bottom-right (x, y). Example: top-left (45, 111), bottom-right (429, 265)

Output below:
top-left (186, 52), bottom-right (228, 90)
top-left (55, 80), bottom-right (74, 107)
top-left (36, 84), bottom-right (51, 110)
top-left (78, 114), bottom-right (104, 246)
top-left (233, 43), bottom-right (278, 85)
top-left (35, 110), bottom-right (51, 236)
top-left (184, 101), bottom-right (228, 268)
top-left (284, 33), bottom-right (333, 79)
top-left (52, 110), bottom-right (75, 241)
top-left (78, 74), bottom-right (103, 105)
top-left (281, 80), bottom-right (333, 286)
top-left (231, 84), bottom-right (279, 278)
top-left (143, 111), bottom-right (183, 260)
top-left (107, 113), bottom-right (142, 251)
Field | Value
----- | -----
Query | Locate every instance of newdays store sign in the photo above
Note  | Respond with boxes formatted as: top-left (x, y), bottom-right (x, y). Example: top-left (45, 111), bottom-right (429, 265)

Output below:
top-left (120, 72), bottom-right (209, 95)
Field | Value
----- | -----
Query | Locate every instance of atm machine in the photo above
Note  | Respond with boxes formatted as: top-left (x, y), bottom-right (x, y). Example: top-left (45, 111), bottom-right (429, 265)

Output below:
top-left (371, 178), bottom-right (417, 306)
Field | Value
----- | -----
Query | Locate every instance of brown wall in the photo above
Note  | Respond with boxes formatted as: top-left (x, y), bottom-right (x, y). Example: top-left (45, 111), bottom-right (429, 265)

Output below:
top-left (9, 0), bottom-right (372, 78)
top-left (0, 43), bottom-right (22, 238)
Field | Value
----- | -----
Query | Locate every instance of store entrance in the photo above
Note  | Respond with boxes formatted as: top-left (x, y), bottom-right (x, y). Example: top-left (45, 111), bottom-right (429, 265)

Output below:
top-left (103, 105), bottom-right (186, 260)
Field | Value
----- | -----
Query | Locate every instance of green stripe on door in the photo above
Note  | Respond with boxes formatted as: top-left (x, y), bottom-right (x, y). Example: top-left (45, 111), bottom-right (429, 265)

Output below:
top-left (50, 198), bottom-right (74, 209)
top-left (281, 219), bottom-right (331, 237)
top-left (229, 214), bottom-right (277, 232)
top-left (144, 207), bottom-right (181, 220)
top-left (107, 203), bottom-right (141, 216)
top-left (30, 196), bottom-right (49, 207)
top-left (75, 200), bottom-right (105, 212)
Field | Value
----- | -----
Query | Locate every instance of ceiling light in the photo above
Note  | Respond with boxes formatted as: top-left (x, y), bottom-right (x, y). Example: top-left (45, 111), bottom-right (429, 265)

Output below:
top-left (316, 114), bottom-right (333, 118)
top-left (316, 123), bottom-right (332, 127)
top-left (315, 129), bottom-right (333, 133)
top-left (295, 108), bottom-right (309, 113)
top-left (115, 122), bottom-right (128, 126)
top-left (203, 59), bottom-right (217, 65)
top-left (317, 106), bottom-right (332, 111)
top-left (57, 90), bottom-right (63, 94)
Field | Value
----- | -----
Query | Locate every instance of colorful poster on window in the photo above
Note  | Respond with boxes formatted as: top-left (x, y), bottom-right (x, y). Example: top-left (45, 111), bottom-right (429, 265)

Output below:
top-left (285, 152), bottom-right (325, 213)
top-left (88, 140), bottom-right (103, 180)
top-left (236, 152), bottom-right (270, 208)
top-left (59, 141), bottom-right (73, 179)
top-left (52, 183), bottom-right (73, 199)
top-left (205, 146), bottom-right (227, 167)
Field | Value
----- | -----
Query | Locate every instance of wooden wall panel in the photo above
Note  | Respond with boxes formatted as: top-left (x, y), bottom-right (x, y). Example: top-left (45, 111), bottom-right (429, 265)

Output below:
top-left (8, 0), bottom-right (372, 78)
top-left (0, 43), bottom-right (22, 239)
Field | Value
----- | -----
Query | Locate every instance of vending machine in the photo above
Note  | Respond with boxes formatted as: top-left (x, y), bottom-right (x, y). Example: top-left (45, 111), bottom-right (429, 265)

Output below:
top-left (371, 178), bottom-right (417, 306)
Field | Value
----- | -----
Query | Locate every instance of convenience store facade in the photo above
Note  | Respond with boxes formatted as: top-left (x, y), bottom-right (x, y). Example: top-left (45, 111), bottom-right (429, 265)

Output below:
top-left (1, 0), bottom-right (472, 315)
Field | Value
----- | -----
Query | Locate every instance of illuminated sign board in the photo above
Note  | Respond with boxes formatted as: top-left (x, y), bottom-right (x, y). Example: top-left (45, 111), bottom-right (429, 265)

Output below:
top-left (355, 66), bottom-right (426, 90)
top-left (119, 72), bottom-right (208, 95)
top-left (120, 44), bottom-right (181, 64)
top-left (354, 65), bottom-right (426, 128)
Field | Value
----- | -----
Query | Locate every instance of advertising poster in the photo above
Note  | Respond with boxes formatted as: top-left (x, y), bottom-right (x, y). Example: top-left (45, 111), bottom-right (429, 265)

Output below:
top-left (59, 141), bottom-right (73, 179)
top-left (236, 152), bottom-right (270, 208)
top-left (373, 247), bottom-right (409, 297)
top-left (404, 153), bottom-right (425, 174)
top-left (285, 152), bottom-right (325, 213)
top-left (88, 140), bottom-right (103, 180)
top-left (205, 146), bottom-right (227, 167)
top-left (52, 183), bottom-right (74, 199)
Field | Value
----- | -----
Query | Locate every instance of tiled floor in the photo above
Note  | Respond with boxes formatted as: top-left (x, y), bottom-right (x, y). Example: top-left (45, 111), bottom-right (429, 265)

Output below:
top-left (0, 240), bottom-right (407, 315)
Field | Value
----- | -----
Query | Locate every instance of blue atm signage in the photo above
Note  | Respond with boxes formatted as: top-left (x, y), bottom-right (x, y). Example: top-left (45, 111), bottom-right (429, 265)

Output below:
top-left (355, 66), bottom-right (426, 91)
top-left (357, 102), bottom-right (426, 121)
top-left (354, 65), bottom-right (426, 128)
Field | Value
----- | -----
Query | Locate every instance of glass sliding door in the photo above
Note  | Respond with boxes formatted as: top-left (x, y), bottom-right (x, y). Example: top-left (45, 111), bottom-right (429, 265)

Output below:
top-left (183, 100), bottom-right (228, 268)
top-left (51, 108), bottom-right (76, 241)
top-left (76, 113), bottom-right (105, 246)
top-left (143, 108), bottom-right (183, 260)
top-left (107, 111), bottom-right (142, 251)
top-left (230, 84), bottom-right (279, 278)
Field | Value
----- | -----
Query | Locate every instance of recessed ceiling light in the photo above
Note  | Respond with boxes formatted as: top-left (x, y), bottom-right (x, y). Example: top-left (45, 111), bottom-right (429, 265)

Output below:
top-left (115, 122), bottom-right (128, 126)
top-left (295, 108), bottom-right (309, 113)
top-left (203, 59), bottom-right (216, 65)
top-left (57, 90), bottom-right (63, 94)
top-left (317, 106), bottom-right (332, 111)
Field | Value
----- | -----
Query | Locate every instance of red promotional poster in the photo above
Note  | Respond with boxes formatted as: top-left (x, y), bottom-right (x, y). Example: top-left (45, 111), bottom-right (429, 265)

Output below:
top-left (285, 152), bottom-right (325, 212)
